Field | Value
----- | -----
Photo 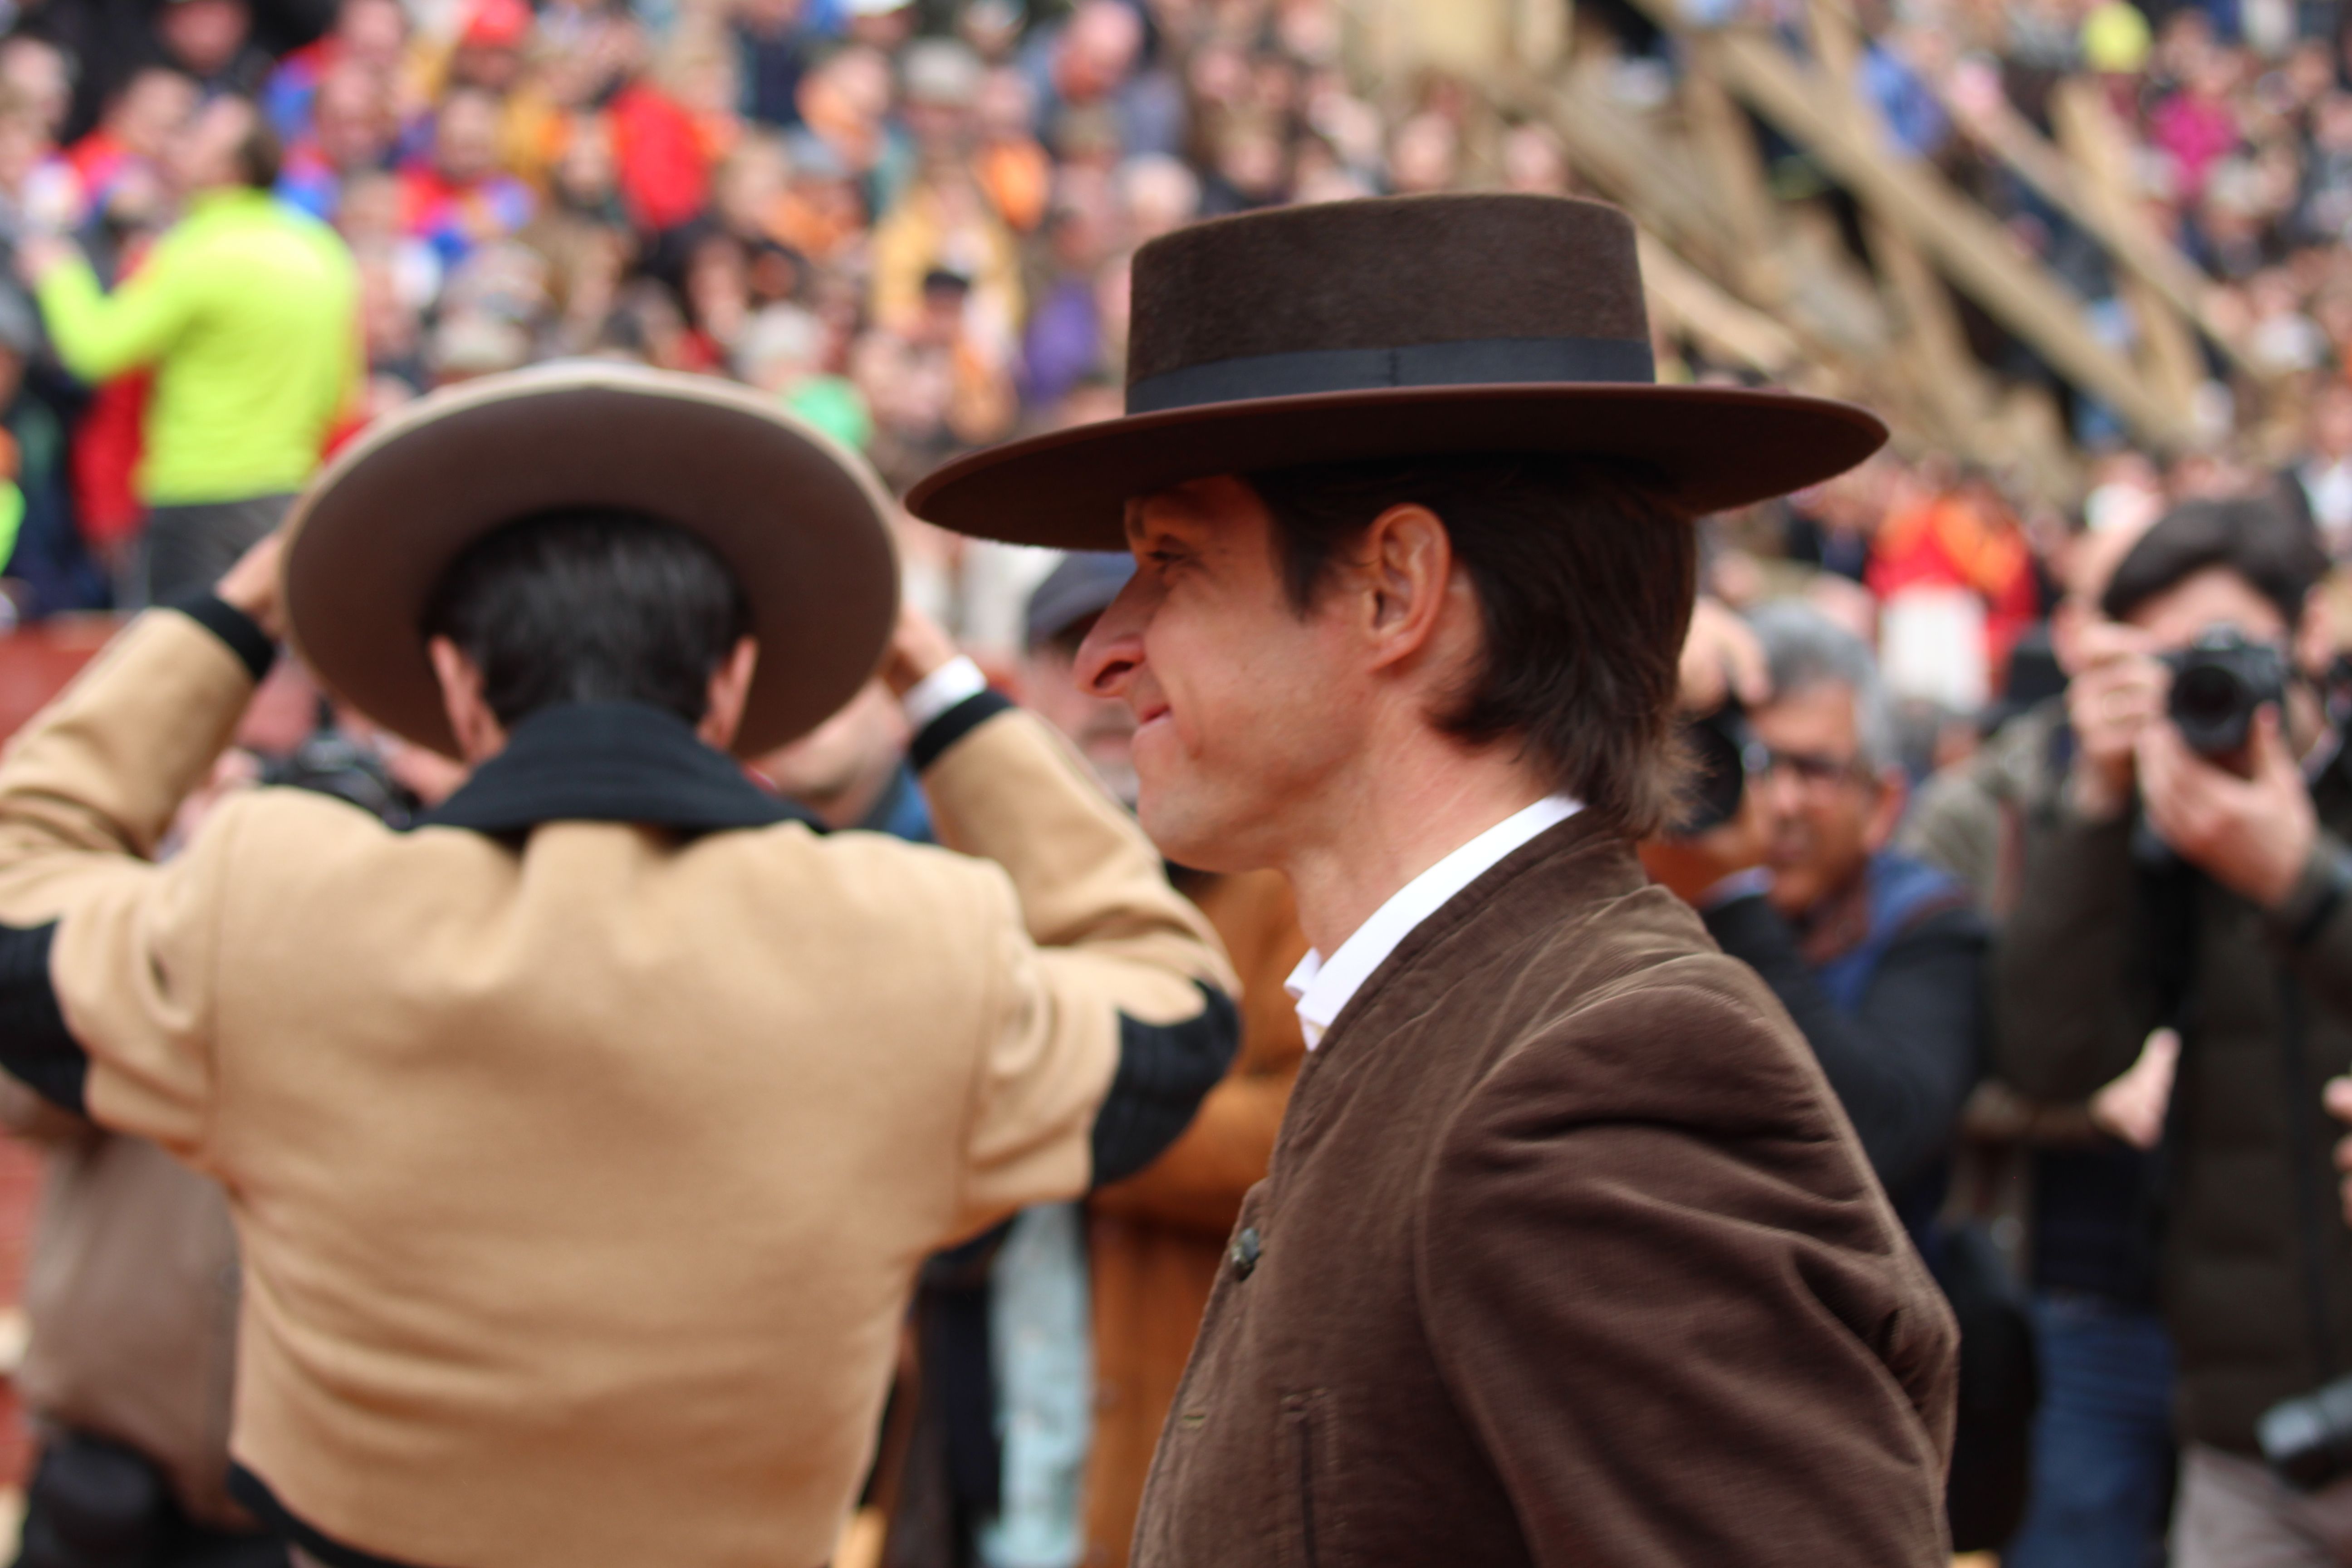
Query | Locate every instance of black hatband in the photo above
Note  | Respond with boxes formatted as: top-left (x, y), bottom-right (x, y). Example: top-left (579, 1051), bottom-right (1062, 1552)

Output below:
top-left (1124, 336), bottom-right (1657, 416)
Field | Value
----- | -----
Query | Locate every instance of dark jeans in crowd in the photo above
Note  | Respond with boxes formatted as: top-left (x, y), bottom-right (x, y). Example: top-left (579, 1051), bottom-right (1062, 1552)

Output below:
top-left (2003, 1291), bottom-right (2176, 1568)
top-left (135, 495), bottom-right (295, 608)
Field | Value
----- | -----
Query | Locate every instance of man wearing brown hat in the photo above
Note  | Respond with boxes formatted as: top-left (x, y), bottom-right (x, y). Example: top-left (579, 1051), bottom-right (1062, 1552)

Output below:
top-left (0, 363), bottom-right (1240, 1568)
top-left (910, 194), bottom-right (1959, 1565)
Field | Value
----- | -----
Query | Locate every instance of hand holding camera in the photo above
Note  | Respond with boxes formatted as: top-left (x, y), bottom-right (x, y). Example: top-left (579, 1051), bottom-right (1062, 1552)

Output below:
top-left (2066, 616), bottom-right (2316, 907)
top-left (1642, 597), bottom-right (1772, 904)
top-left (1678, 596), bottom-right (1771, 717)
top-left (2136, 682), bottom-right (2315, 912)
top-left (2064, 621), bottom-right (2165, 821)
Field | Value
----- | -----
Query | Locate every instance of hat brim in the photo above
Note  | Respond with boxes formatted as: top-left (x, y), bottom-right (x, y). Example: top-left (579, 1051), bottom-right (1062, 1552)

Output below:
top-left (283, 364), bottom-right (900, 761)
top-left (906, 382), bottom-right (1888, 548)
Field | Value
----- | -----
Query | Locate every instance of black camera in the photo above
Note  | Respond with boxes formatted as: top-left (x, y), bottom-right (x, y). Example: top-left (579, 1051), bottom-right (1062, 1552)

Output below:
top-left (2161, 628), bottom-right (2288, 758)
top-left (260, 730), bottom-right (417, 828)
top-left (2260, 1375), bottom-right (2352, 1490)
top-left (1675, 701), bottom-right (1764, 836)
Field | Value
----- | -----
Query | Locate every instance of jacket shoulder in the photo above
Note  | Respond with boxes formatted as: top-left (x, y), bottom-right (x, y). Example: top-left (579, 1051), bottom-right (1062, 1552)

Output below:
top-left (1476, 896), bottom-right (1844, 1147)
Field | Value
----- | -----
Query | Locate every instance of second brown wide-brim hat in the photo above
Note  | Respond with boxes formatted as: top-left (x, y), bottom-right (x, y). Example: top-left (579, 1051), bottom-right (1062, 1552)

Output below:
top-left (282, 362), bottom-right (900, 760)
top-left (906, 194), bottom-right (1889, 549)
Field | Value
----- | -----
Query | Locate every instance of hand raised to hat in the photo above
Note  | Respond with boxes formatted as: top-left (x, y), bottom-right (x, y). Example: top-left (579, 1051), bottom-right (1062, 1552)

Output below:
top-left (880, 601), bottom-right (961, 697)
top-left (216, 530), bottom-right (290, 645)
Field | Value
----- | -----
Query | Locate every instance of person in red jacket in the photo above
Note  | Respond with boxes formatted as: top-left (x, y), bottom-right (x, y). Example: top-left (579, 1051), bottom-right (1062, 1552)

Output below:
top-left (549, 3), bottom-right (708, 234)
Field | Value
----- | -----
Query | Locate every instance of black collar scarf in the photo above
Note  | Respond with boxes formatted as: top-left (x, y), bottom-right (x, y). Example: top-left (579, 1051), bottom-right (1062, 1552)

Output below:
top-left (416, 701), bottom-right (822, 839)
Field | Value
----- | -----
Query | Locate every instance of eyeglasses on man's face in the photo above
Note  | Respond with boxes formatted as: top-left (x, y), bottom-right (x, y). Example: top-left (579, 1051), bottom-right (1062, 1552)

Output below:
top-left (1754, 747), bottom-right (1872, 789)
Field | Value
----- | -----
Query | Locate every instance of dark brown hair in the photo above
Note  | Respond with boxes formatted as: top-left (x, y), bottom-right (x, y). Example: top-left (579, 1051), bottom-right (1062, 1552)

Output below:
top-left (1247, 454), bottom-right (1695, 836)
top-left (424, 507), bottom-right (752, 730)
top-left (2101, 494), bottom-right (2327, 628)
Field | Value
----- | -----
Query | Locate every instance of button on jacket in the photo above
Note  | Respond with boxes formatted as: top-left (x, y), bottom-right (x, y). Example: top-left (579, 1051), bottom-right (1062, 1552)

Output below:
top-left (1133, 816), bottom-right (1958, 1568)
top-left (0, 603), bottom-right (1239, 1568)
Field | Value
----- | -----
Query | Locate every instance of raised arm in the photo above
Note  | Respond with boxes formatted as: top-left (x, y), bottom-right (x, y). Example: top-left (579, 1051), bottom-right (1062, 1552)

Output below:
top-left (30, 241), bottom-right (202, 384)
top-left (883, 615), bottom-right (1241, 1233)
top-left (0, 588), bottom-right (274, 1152)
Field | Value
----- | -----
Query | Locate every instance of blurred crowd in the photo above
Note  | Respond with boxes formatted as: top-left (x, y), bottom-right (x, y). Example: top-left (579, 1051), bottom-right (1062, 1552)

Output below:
top-left (0, 0), bottom-right (1548, 634)
top-left (1684, 0), bottom-right (2352, 485)
top-left (10, 0), bottom-right (2352, 1564)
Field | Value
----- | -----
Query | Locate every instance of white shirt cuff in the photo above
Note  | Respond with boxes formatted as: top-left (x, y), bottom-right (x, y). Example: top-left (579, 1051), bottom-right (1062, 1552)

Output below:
top-left (902, 655), bottom-right (989, 732)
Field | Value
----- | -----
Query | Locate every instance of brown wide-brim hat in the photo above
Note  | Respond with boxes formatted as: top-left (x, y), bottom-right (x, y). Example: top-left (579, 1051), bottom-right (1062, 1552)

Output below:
top-left (282, 363), bottom-right (900, 760)
top-left (907, 194), bottom-right (1888, 548)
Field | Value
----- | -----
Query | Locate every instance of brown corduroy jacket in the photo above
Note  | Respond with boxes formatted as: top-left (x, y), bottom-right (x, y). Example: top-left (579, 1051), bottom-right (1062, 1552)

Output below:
top-left (0, 603), bottom-right (1239, 1568)
top-left (1084, 867), bottom-right (1308, 1568)
top-left (1132, 815), bottom-right (1959, 1568)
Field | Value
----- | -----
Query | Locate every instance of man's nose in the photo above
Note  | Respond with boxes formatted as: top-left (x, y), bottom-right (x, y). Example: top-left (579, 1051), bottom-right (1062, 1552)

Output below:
top-left (1076, 574), bottom-right (1153, 700)
top-left (1753, 765), bottom-right (1803, 818)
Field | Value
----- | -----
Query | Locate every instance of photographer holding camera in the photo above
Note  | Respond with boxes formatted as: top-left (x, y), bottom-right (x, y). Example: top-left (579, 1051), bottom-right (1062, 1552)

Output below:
top-left (1992, 496), bottom-right (2352, 1565)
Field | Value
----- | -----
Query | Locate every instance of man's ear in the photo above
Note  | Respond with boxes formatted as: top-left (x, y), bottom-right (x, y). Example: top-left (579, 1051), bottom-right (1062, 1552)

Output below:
top-left (428, 636), bottom-right (509, 764)
top-left (1355, 502), bottom-right (1459, 672)
top-left (698, 637), bottom-right (761, 751)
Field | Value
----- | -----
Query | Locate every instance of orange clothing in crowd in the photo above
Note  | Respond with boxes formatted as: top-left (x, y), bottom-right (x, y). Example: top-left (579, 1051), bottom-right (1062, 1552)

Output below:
top-left (1867, 489), bottom-right (2041, 680)
top-left (975, 139), bottom-right (1051, 233)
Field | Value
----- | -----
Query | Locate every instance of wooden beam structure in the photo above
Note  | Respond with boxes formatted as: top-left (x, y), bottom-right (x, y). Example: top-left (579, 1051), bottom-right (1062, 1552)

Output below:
top-left (1606, 5), bottom-right (2201, 449)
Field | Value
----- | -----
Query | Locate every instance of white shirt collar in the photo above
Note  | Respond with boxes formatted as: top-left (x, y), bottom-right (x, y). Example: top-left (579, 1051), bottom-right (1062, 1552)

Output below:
top-left (1283, 794), bottom-right (1581, 1050)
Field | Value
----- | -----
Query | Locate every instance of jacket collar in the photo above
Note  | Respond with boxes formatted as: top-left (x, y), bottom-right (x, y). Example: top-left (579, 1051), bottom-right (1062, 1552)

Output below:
top-left (417, 701), bottom-right (820, 838)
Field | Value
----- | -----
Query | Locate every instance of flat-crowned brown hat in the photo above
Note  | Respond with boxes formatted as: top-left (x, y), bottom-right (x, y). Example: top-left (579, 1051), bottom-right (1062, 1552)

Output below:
top-left (906, 194), bottom-right (1888, 547)
top-left (282, 362), bottom-right (899, 760)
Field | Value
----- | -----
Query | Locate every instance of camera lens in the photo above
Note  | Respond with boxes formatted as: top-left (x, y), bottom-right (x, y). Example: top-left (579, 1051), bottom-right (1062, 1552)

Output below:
top-left (2173, 664), bottom-right (2246, 728)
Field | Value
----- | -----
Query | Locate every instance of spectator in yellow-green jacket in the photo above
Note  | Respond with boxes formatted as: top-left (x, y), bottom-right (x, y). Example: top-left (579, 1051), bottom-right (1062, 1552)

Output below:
top-left (19, 93), bottom-right (358, 604)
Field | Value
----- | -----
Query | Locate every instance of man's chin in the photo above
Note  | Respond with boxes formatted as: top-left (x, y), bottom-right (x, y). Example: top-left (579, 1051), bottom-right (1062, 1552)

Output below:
top-left (1134, 783), bottom-right (1241, 873)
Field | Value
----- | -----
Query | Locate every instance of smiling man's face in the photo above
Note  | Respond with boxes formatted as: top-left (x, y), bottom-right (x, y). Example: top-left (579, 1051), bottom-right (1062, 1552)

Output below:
top-left (1074, 475), bottom-right (1366, 872)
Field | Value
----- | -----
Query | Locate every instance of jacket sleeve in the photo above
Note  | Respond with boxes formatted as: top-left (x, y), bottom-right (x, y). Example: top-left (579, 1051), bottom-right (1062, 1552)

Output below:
top-left (34, 246), bottom-right (199, 383)
top-left (1093, 868), bottom-right (1307, 1239)
top-left (1418, 981), bottom-right (1958, 1568)
top-left (1894, 763), bottom-right (2002, 909)
top-left (914, 692), bottom-right (1241, 1231)
top-left (1704, 897), bottom-right (1984, 1196)
top-left (1989, 807), bottom-right (2159, 1101)
top-left (0, 603), bottom-right (268, 1154)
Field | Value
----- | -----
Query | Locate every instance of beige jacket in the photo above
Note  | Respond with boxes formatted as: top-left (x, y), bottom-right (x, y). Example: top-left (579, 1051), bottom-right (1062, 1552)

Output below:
top-left (0, 605), bottom-right (1236, 1568)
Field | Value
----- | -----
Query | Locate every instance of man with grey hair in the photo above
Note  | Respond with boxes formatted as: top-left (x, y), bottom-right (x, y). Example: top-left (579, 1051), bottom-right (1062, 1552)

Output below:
top-left (1648, 598), bottom-right (1985, 1237)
